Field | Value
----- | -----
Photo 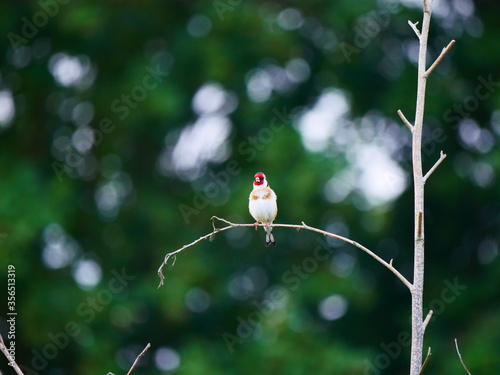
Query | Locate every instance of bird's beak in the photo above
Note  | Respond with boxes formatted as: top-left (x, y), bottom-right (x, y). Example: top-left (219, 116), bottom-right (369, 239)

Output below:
top-left (255, 177), bottom-right (260, 183)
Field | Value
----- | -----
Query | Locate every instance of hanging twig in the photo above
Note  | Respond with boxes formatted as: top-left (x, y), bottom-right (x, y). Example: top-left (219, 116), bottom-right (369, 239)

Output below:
top-left (455, 338), bottom-right (472, 375)
top-left (158, 216), bottom-right (413, 291)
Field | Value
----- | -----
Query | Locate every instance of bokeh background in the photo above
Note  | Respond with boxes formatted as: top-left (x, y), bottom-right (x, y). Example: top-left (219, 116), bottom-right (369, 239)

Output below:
top-left (1, 0), bottom-right (499, 374)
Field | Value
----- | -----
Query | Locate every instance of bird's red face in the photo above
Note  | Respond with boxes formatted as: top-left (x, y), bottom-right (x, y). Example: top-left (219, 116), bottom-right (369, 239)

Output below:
top-left (253, 172), bottom-right (267, 187)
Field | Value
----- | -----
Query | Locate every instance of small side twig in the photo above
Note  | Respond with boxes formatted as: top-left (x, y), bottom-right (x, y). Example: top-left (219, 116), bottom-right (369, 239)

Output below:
top-left (127, 343), bottom-right (151, 375)
top-left (418, 347), bottom-right (432, 375)
top-left (158, 216), bottom-right (413, 291)
top-left (455, 338), bottom-right (472, 375)
top-left (423, 309), bottom-right (433, 331)
top-left (0, 333), bottom-right (24, 375)
top-left (425, 40), bottom-right (456, 77)
top-left (423, 151), bottom-right (447, 183)
top-left (408, 20), bottom-right (421, 39)
top-left (397, 109), bottom-right (414, 131)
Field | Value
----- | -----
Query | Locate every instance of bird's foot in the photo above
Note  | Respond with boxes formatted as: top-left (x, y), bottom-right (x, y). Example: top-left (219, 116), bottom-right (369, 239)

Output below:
top-left (253, 221), bottom-right (260, 231)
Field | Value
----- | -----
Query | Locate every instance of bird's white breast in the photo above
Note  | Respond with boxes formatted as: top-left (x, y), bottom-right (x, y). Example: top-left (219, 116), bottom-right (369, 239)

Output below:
top-left (249, 187), bottom-right (277, 223)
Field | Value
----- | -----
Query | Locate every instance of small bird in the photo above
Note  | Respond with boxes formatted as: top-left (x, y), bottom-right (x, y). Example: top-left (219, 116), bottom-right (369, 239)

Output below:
top-left (249, 172), bottom-right (278, 247)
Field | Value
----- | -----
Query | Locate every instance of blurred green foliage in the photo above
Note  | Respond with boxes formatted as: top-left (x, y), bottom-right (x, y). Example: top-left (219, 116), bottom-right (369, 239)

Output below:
top-left (0, 0), bottom-right (499, 374)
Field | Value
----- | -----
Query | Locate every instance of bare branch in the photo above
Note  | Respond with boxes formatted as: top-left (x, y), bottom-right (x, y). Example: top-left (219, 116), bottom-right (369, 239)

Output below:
top-left (425, 40), bottom-right (456, 77)
top-left (418, 347), bottom-right (432, 375)
top-left (455, 339), bottom-right (472, 375)
top-left (408, 20), bottom-right (421, 39)
top-left (127, 343), bottom-right (151, 375)
top-left (409, 1), bottom-right (434, 371)
top-left (158, 216), bottom-right (413, 291)
top-left (423, 151), bottom-right (447, 183)
top-left (423, 0), bottom-right (433, 13)
top-left (299, 221), bottom-right (413, 290)
top-left (397, 109), bottom-right (414, 131)
top-left (423, 310), bottom-right (433, 331)
top-left (0, 333), bottom-right (24, 375)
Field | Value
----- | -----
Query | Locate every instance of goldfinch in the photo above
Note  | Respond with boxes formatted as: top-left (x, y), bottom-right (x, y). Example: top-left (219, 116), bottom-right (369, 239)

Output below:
top-left (249, 172), bottom-right (278, 247)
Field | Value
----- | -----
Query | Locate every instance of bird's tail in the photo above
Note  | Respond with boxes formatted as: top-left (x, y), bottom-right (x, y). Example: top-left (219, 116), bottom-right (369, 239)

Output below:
top-left (264, 225), bottom-right (276, 247)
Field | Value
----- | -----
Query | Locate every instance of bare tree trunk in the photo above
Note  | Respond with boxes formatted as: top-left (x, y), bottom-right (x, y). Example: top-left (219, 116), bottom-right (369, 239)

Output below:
top-left (409, 2), bottom-right (432, 372)
top-left (398, 1), bottom-right (454, 373)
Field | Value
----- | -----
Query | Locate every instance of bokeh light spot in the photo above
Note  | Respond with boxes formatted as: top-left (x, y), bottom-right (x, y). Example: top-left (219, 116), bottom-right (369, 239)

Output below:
top-left (318, 294), bottom-right (348, 321)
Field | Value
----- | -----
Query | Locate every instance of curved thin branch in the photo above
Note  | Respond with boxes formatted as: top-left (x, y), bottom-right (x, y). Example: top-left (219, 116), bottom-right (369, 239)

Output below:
top-left (455, 338), bottom-right (472, 375)
top-left (0, 333), bottom-right (24, 375)
top-left (158, 216), bottom-right (413, 291)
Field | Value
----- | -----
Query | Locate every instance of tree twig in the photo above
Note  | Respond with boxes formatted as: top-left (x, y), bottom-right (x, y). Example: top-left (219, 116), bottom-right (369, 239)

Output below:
top-left (158, 216), bottom-right (413, 291)
top-left (423, 151), bottom-right (447, 183)
top-left (417, 347), bottom-right (432, 375)
top-left (455, 338), bottom-right (472, 375)
top-left (397, 109), bottom-right (414, 131)
top-left (0, 333), bottom-right (24, 375)
top-left (425, 40), bottom-right (456, 78)
top-left (127, 343), bottom-right (151, 375)
top-left (422, 309), bottom-right (433, 331)
top-left (408, 20), bottom-right (421, 39)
